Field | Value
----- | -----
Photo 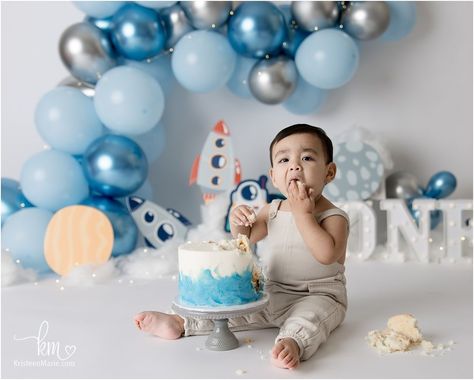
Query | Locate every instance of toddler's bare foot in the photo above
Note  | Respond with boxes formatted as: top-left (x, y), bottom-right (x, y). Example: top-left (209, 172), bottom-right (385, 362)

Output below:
top-left (134, 311), bottom-right (184, 340)
top-left (271, 337), bottom-right (300, 370)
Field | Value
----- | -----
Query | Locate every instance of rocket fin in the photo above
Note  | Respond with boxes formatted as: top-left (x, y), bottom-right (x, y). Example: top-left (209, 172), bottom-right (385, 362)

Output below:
top-left (234, 159), bottom-right (242, 184)
top-left (189, 155), bottom-right (200, 185)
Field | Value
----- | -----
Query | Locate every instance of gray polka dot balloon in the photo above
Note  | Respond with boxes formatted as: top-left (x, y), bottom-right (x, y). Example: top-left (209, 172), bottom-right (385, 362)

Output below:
top-left (323, 140), bottom-right (384, 202)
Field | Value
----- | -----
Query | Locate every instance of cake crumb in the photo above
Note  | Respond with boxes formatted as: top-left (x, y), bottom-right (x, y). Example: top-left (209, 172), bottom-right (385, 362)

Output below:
top-left (235, 369), bottom-right (246, 375)
top-left (367, 314), bottom-right (453, 357)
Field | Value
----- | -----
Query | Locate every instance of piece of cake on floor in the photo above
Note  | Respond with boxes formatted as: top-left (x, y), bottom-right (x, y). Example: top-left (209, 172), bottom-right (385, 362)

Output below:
top-left (178, 234), bottom-right (264, 307)
top-left (367, 313), bottom-right (423, 353)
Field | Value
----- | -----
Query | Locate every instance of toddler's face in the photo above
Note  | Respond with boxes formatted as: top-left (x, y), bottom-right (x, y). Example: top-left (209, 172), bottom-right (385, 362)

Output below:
top-left (269, 133), bottom-right (336, 198)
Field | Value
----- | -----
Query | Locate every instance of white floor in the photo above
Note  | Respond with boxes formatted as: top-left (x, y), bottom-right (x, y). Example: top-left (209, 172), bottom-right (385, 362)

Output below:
top-left (2, 260), bottom-right (472, 379)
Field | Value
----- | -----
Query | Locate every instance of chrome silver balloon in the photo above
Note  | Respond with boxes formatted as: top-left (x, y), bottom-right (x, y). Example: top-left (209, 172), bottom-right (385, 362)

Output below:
top-left (291, 1), bottom-right (340, 32)
top-left (59, 22), bottom-right (117, 85)
top-left (180, 1), bottom-right (232, 29)
top-left (160, 3), bottom-right (195, 49)
top-left (248, 56), bottom-right (298, 105)
top-left (58, 76), bottom-right (96, 97)
top-left (341, 1), bottom-right (390, 40)
top-left (385, 171), bottom-right (423, 200)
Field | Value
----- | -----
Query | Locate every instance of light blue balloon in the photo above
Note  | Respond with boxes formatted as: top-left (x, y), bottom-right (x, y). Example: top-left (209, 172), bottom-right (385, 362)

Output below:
top-left (379, 2), bottom-right (416, 42)
top-left (124, 54), bottom-right (175, 96)
top-left (295, 29), bottom-right (359, 89)
top-left (1, 208), bottom-right (53, 273)
top-left (125, 122), bottom-right (166, 162)
top-left (226, 56), bottom-right (257, 99)
top-left (172, 30), bottom-right (237, 92)
top-left (423, 171), bottom-right (457, 199)
top-left (35, 87), bottom-right (104, 155)
top-left (20, 150), bottom-right (89, 211)
top-left (111, 3), bottom-right (167, 61)
top-left (283, 76), bottom-right (326, 115)
top-left (82, 135), bottom-right (148, 197)
top-left (94, 66), bottom-right (165, 135)
top-left (74, 1), bottom-right (126, 18)
top-left (135, 1), bottom-right (175, 10)
top-left (1, 178), bottom-right (33, 226)
top-left (132, 179), bottom-right (154, 200)
top-left (82, 195), bottom-right (138, 256)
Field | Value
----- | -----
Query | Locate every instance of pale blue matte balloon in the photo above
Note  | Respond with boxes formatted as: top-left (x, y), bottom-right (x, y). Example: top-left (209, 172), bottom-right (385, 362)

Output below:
top-left (74, 1), bottom-right (126, 18)
top-left (295, 29), bottom-right (359, 89)
top-left (172, 30), bottom-right (237, 92)
top-left (135, 1), bottom-right (175, 10)
top-left (133, 179), bottom-right (154, 200)
top-left (1, 208), bottom-right (53, 273)
top-left (20, 150), bottom-right (89, 211)
top-left (226, 56), bottom-right (257, 99)
top-left (35, 87), bottom-right (104, 155)
top-left (94, 66), bottom-right (165, 135)
top-left (379, 2), bottom-right (416, 42)
top-left (125, 122), bottom-right (166, 163)
top-left (124, 54), bottom-right (175, 96)
top-left (283, 76), bottom-right (326, 115)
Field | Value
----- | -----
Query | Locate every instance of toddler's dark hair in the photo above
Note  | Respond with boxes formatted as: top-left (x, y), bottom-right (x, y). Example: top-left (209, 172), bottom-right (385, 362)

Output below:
top-left (269, 124), bottom-right (333, 166)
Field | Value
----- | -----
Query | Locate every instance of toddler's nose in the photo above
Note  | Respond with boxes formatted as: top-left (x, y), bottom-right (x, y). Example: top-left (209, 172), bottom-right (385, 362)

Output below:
top-left (290, 163), bottom-right (301, 171)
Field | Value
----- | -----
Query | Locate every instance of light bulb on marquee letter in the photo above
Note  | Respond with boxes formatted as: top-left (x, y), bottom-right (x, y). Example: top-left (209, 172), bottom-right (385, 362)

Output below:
top-left (437, 200), bottom-right (473, 263)
top-left (336, 201), bottom-right (376, 260)
top-left (380, 199), bottom-right (436, 263)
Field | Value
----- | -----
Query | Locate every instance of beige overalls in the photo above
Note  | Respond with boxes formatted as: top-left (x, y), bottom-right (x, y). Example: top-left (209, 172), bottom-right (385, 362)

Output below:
top-left (182, 199), bottom-right (349, 361)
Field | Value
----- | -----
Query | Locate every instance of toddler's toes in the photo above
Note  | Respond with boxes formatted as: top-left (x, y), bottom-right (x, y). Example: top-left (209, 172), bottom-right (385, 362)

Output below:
top-left (271, 342), bottom-right (284, 359)
top-left (134, 312), bottom-right (147, 330)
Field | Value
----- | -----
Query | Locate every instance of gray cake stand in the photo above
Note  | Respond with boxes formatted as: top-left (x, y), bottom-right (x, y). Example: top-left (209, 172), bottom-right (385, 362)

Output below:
top-left (172, 294), bottom-right (269, 351)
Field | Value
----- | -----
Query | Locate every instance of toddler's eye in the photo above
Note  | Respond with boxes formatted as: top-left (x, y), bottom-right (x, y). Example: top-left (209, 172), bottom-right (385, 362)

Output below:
top-left (302, 156), bottom-right (314, 161)
top-left (278, 158), bottom-right (288, 163)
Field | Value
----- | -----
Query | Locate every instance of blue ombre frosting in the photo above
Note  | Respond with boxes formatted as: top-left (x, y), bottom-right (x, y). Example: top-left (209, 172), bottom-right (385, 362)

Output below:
top-left (179, 268), bottom-right (262, 307)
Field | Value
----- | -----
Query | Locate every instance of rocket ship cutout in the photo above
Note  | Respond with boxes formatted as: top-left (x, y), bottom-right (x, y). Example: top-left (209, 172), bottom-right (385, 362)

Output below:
top-left (224, 175), bottom-right (284, 232)
top-left (126, 196), bottom-right (191, 249)
top-left (189, 120), bottom-right (241, 203)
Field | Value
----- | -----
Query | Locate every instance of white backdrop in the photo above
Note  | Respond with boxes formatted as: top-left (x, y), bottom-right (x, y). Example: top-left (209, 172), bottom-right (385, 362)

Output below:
top-left (1, 1), bottom-right (473, 223)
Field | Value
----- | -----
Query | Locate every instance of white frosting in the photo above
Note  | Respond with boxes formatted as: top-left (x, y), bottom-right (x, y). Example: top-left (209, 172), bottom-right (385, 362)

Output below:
top-left (178, 239), bottom-right (253, 280)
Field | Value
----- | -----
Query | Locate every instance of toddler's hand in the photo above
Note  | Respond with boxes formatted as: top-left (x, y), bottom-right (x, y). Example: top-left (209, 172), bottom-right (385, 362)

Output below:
top-left (287, 180), bottom-right (316, 216)
top-left (230, 205), bottom-right (257, 227)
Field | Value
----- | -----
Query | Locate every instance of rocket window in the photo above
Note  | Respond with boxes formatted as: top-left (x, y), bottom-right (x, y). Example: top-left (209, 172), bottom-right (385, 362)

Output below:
top-left (157, 223), bottom-right (174, 242)
top-left (144, 211), bottom-right (154, 223)
top-left (211, 176), bottom-right (220, 186)
top-left (215, 138), bottom-right (225, 148)
top-left (211, 155), bottom-right (227, 169)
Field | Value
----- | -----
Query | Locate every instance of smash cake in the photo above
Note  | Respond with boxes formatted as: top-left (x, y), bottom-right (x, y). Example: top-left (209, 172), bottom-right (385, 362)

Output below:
top-left (178, 234), bottom-right (264, 307)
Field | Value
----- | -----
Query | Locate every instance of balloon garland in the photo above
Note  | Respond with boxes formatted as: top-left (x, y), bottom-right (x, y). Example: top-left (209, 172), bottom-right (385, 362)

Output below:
top-left (1, 1), bottom-right (419, 273)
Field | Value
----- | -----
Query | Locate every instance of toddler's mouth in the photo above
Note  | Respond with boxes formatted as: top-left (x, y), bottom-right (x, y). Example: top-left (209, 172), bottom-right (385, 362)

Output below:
top-left (287, 177), bottom-right (303, 187)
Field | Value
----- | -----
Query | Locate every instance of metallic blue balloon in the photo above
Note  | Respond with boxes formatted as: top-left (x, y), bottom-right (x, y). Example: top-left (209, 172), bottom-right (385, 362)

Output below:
top-left (82, 135), bottom-right (148, 197)
top-left (82, 195), bottom-right (138, 256)
top-left (111, 3), bottom-right (167, 61)
top-left (1, 178), bottom-right (33, 226)
top-left (279, 4), bottom-right (310, 58)
top-left (407, 197), bottom-right (442, 230)
top-left (227, 2), bottom-right (287, 58)
top-left (423, 171), bottom-right (457, 199)
top-left (85, 15), bottom-right (115, 33)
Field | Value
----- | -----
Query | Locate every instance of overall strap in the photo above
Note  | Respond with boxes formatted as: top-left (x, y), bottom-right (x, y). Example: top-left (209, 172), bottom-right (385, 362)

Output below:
top-left (316, 208), bottom-right (350, 231)
top-left (268, 199), bottom-right (283, 220)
